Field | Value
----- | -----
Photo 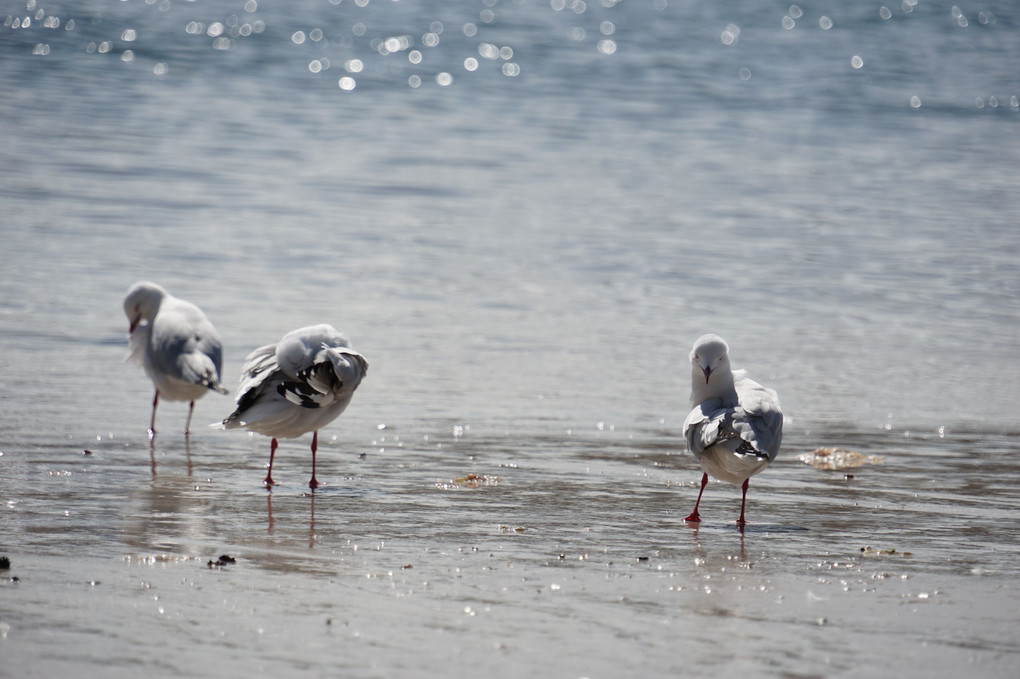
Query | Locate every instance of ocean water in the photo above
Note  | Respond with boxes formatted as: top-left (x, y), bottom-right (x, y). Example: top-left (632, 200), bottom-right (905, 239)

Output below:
top-left (1, 0), bottom-right (1018, 676)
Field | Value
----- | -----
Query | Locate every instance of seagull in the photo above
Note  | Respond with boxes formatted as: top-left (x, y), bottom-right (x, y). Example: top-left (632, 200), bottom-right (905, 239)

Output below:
top-left (682, 334), bottom-right (783, 526)
top-left (217, 324), bottom-right (368, 490)
top-left (123, 281), bottom-right (228, 438)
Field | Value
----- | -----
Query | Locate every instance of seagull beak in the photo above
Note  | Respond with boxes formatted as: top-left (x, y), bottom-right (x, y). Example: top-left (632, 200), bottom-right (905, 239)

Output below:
top-left (702, 366), bottom-right (712, 383)
top-left (129, 315), bottom-right (140, 333)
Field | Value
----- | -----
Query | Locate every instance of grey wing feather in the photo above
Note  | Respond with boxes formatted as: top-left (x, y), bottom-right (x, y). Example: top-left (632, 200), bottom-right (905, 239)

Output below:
top-left (238, 343), bottom-right (279, 384)
top-left (230, 343), bottom-right (279, 403)
top-left (284, 345), bottom-right (367, 409)
top-left (684, 401), bottom-right (737, 457)
top-left (275, 325), bottom-right (349, 380)
top-left (149, 309), bottom-right (226, 392)
top-left (684, 383), bottom-right (783, 461)
top-left (178, 334), bottom-right (226, 392)
top-left (732, 379), bottom-right (784, 459)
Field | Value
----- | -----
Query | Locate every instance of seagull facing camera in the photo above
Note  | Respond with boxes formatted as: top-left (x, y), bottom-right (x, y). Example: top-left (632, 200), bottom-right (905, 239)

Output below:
top-left (682, 334), bottom-right (783, 527)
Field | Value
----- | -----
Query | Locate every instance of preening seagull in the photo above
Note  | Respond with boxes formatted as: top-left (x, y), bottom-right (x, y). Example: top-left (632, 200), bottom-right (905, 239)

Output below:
top-left (123, 281), bottom-right (228, 438)
top-left (682, 334), bottom-right (783, 526)
top-left (217, 324), bottom-right (368, 489)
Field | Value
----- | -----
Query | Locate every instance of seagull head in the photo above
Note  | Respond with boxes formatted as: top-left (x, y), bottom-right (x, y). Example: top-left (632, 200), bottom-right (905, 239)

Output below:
top-left (690, 334), bottom-right (730, 385)
top-left (123, 281), bottom-right (167, 333)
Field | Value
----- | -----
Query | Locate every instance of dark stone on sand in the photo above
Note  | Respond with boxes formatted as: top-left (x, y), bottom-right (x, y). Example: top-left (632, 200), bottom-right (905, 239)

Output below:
top-left (207, 554), bottom-right (237, 568)
top-left (0, 556), bottom-right (10, 570)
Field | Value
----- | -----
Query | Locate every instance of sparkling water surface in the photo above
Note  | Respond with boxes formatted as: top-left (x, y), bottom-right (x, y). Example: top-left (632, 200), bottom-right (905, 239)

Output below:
top-left (2, 1), bottom-right (1018, 676)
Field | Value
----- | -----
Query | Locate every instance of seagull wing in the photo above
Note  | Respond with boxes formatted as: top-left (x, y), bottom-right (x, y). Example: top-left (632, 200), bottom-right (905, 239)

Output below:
top-left (684, 399), bottom-right (740, 458)
top-left (733, 377), bottom-right (784, 460)
top-left (275, 324), bottom-right (349, 379)
top-left (216, 342), bottom-right (281, 429)
top-left (148, 299), bottom-right (226, 393)
top-left (684, 380), bottom-right (783, 462)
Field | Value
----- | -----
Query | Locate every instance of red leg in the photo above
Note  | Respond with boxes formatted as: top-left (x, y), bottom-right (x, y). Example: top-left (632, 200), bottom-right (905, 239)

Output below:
top-left (737, 477), bottom-right (750, 527)
top-left (264, 438), bottom-right (278, 488)
top-left (149, 390), bottom-right (159, 439)
top-left (308, 431), bottom-right (319, 490)
top-left (184, 400), bottom-right (195, 436)
top-left (684, 473), bottom-right (709, 523)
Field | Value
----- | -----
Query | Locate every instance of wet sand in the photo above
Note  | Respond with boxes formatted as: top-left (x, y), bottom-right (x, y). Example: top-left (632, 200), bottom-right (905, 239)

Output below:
top-left (2, 425), bottom-right (1017, 677)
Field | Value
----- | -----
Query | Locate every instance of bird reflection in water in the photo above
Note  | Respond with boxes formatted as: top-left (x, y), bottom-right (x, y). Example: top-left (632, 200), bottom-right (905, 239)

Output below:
top-left (687, 523), bottom-right (748, 565)
top-left (266, 492), bottom-right (317, 549)
top-left (148, 436), bottom-right (193, 478)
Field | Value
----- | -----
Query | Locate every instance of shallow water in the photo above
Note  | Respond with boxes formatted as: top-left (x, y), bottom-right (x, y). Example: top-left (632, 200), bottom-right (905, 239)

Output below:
top-left (4, 426), bottom-right (1019, 677)
top-left (2, 0), bottom-right (1019, 676)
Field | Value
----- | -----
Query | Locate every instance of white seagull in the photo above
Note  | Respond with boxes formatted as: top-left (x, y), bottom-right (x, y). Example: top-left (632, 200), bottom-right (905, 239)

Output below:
top-left (682, 334), bottom-right (783, 526)
top-left (217, 324), bottom-right (368, 489)
top-left (123, 281), bottom-right (229, 438)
